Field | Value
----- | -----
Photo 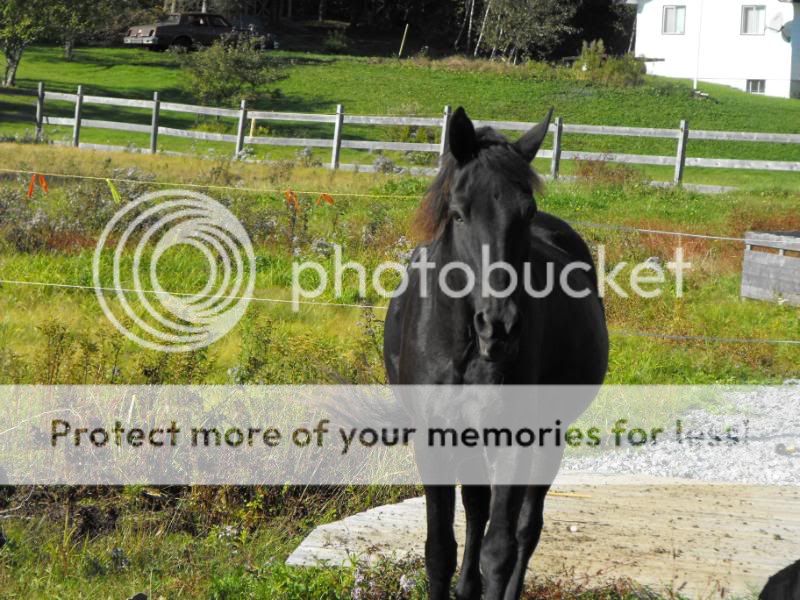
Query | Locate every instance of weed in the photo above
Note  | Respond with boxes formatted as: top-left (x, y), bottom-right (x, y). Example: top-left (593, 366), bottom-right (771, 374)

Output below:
top-left (323, 31), bottom-right (351, 54)
top-left (36, 320), bottom-right (74, 384)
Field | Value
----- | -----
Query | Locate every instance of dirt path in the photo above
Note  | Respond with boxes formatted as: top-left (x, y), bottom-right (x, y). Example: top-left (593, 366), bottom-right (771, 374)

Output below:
top-left (286, 474), bottom-right (800, 599)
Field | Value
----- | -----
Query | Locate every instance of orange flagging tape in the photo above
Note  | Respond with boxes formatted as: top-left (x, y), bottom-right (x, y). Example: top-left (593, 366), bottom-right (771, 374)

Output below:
top-left (26, 173), bottom-right (49, 198)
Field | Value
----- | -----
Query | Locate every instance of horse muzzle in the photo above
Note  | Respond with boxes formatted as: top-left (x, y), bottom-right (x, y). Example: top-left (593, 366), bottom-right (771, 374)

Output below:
top-left (477, 335), bottom-right (519, 362)
top-left (474, 303), bottom-right (521, 362)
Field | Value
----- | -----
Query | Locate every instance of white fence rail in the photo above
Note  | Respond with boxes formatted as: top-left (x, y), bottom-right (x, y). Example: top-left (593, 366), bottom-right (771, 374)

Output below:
top-left (33, 82), bottom-right (800, 182)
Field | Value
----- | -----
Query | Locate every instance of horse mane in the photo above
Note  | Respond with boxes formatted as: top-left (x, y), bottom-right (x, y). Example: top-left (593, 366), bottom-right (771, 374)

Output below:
top-left (413, 127), bottom-right (544, 241)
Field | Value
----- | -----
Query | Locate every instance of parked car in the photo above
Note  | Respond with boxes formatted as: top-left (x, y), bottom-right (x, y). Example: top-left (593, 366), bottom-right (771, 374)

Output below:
top-left (124, 13), bottom-right (273, 51)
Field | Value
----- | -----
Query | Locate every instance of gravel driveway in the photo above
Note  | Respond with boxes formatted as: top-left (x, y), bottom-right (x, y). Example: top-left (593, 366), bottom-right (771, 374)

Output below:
top-left (563, 382), bottom-right (800, 485)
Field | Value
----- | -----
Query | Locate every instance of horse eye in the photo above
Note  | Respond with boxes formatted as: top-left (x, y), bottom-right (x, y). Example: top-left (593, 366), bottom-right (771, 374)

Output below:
top-left (453, 214), bottom-right (465, 224)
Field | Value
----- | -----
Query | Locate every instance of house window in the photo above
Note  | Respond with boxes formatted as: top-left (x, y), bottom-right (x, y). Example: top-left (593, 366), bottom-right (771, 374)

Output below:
top-left (662, 5), bottom-right (686, 34)
top-left (741, 6), bottom-right (766, 35)
top-left (747, 79), bottom-right (766, 94)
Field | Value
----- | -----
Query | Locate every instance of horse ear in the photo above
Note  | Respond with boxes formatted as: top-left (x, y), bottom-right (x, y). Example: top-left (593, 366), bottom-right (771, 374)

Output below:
top-left (515, 108), bottom-right (554, 162)
top-left (448, 106), bottom-right (479, 165)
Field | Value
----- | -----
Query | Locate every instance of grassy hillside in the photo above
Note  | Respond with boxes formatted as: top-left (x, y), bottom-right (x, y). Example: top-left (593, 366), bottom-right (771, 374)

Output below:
top-left (0, 47), bottom-right (798, 599)
top-left (2, 47), bottom-right (799, 188)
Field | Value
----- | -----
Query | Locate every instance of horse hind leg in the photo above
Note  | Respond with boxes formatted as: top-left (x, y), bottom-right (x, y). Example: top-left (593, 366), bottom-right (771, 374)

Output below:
top-left (455, 485), bottom-right (491, 600)
top-left (424, 485), bottom-right (458, 600)
top-left (502, 485), bottom-right (550, 600)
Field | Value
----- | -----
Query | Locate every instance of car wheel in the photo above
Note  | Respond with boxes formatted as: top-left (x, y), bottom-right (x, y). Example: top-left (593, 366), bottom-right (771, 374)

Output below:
top-left (171, 37), bottom-right (193, 51)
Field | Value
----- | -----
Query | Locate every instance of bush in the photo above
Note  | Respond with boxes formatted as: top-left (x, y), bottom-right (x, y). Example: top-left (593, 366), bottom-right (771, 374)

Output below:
top-left (323, 30), bottom-right (350, 54)
top-left (572, 40), bottom-right (645, 87)
top-left (178, 36), bottom-right (283, 107)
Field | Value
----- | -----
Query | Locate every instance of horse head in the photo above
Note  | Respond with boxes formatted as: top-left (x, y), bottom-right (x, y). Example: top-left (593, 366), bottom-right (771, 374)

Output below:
top-left (418, 106), bottom-right (552, 363)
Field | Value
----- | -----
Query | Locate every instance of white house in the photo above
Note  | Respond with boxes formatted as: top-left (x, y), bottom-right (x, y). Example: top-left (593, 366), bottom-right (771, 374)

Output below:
top-left (626, 0), bottom-right (800, 98)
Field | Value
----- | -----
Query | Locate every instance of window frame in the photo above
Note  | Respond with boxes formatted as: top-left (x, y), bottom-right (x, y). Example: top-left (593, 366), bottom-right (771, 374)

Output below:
top-left (662, 5), bottom-right (687, 35)
top-left (741, 5), bottom-right (766, 36)
top-left (746, 79), bottom-right (766, 94)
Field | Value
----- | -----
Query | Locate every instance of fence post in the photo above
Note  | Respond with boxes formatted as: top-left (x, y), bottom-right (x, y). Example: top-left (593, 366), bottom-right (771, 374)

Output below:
top-left (439, 105), bottom-right (452, 158)
top-left (72, 85), bottom-right (83, 148)
top-left (35, 82), bottom-right (45, 141)
top-left (150, 91), bottom-right (160, 155)
top-left (330, 104), bottom-right (344, 170)
top-left (674, 119), bottom-right (689, 185)
top-left (235, 99), bottom-right (247, 158)
top-left (550, 116), bottom-right (563, 180)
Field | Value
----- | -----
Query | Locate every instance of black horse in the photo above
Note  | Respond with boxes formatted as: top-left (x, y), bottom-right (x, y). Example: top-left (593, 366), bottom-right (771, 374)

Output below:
top-left (383, 107), bottom-right (609, 599)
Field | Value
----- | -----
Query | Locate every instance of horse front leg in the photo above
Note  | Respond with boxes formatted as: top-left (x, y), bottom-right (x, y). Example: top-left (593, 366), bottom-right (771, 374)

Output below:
top-left (424, 485), bottom-right (458, 600)
top-left (455, 485), bottom-right (491, 600)
top-left (502, 485), bottom-right (550, 600)
top-left (480, 485), bottom-right (526, 600)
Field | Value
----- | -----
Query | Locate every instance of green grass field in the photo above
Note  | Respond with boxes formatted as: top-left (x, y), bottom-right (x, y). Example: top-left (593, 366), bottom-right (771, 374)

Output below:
top-left (1, 45), bottom-right (799, 599)
top-left (2, 46), bottom-right (800, 189)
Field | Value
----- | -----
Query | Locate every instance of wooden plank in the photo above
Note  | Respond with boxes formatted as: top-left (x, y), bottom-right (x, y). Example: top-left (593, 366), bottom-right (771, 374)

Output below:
top-left (472, 119), bottom-right (540, 132)
top-left (331, 104), bottom-right (344, 170)
top-left (741, 284), bottom-right (800, 305)
top-left (244, 135), bottom-right (332, 148)
top-left (44, 92), bottom-right (78, 102)
top-left (686, 157), bottom-right (800, 171)
top-left (82, 95), bottom-right (153, 109)
top-left (439, 105), bottom-right (452, 157)
top-left (337, 163), bottom-right (438, 176)
top-left (561, 150), bottom-right (675, 166)
top-left (235, 99), bottom-right (247, 157)
top-left (340, 140), bottom-right (440, 152)
top-left (35, 83), bottom-right (45, 141)
top-left (743, 264), bottom-right (800, 287)
top-left (742, 275), bottom-right (800, 296)
top-left (43, 116), bottom-right (75, 127)
top-left (157, 126), bottom-right (238, 142)
top-left (150, 91), bottom-right (160, 155)
top-left (550, 116), bottom-right (563, 180)
top-left (78, 143), bottom-right (147, 153)
top-left (563, 124), bottom-right (680, 139)
top-left (344, 115), bottom-right (441, 127)
top-left (674, 120), bottom-right (689, 185)
top-left (745, 232), bottom-right (800, 252)
top-left (249, 110), bottom-right (336, 123)
top-left (690, 130), bottom-right (800, 143)
top-left (159, 102), bottom-right (239, 118)
top-left (81, 119), bottom-right (152, 134)
top-left (743, 250), bottom-right (800, 273)
top-left (72, 86), bottom-right (83, 148)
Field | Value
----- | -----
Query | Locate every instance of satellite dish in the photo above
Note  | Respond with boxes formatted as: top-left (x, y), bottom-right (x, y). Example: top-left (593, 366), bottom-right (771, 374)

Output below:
top-left (781, 20), bottom-right (793, 43)
top-left (767, 13), bottom-right (785, 31)
top-left (767, 13), bottom-right (793, 41)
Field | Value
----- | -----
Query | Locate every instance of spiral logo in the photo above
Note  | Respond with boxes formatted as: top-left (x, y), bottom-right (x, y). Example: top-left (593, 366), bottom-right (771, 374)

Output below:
top-left (92, 190), bottom-right (256, 352)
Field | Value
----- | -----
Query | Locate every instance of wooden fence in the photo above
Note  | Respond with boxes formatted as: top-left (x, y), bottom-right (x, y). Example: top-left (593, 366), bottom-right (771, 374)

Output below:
top-left (33, 83), bottom-right (800, 183)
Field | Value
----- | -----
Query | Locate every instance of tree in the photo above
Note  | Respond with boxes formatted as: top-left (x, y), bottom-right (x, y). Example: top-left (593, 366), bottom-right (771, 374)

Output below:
top-left (0, 0), bottom-right (52, 87)
top-left (476, 0), bottom-right (580, 61)
top-left (178, 36), bottom-right (283, 106)
top-left (51, 0), bottom-right (115, 60)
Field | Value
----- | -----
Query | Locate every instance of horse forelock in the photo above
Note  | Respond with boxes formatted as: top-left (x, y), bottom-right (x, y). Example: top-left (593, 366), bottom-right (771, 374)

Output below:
top-left (413, 127), bottom-right (542, 242)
